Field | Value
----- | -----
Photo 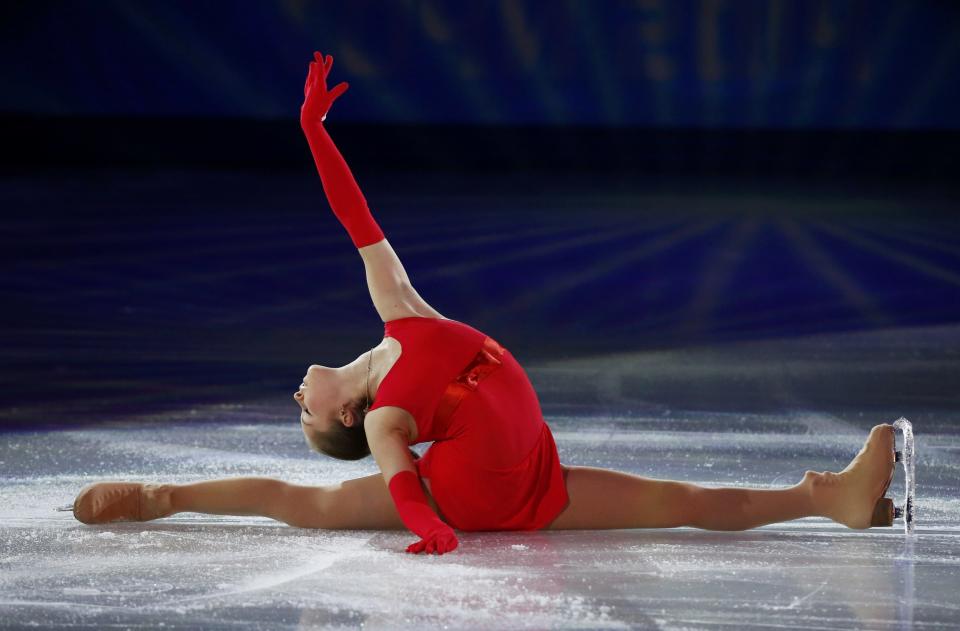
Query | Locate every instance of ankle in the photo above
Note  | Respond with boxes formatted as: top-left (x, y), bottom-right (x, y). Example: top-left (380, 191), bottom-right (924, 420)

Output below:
top-left (800, 470), bottom-right (826, 518)
top-left (147, 483), bottom-right (177, 518)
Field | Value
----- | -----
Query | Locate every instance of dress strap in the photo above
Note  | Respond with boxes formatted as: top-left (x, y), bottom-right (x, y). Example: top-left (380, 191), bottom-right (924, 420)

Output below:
top-left (433, 336), bottom-right (505, 428)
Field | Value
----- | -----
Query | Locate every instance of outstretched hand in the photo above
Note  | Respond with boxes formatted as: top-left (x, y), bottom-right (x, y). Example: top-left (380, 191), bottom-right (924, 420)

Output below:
top-left (300, 50), bottom-right (349, 127)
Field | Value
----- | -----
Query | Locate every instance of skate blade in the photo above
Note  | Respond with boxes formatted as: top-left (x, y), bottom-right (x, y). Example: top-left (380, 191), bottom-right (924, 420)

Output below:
top-left (891, 417), bottom-right (916, 535)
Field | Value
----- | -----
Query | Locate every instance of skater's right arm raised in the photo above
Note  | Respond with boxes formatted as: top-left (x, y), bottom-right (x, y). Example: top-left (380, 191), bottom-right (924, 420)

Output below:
top-left (300, 51), bottom-right (442, 323)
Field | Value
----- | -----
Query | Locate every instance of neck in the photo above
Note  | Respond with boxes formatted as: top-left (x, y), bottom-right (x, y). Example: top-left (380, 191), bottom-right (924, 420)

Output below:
top-left (353, 344), bottom-right (383, 405)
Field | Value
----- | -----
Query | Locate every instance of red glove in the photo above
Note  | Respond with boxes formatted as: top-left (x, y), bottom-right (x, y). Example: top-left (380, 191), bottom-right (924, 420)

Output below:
top-left (300, 51), bottom-right (385, 249)
top-left (388, 470), bottom-right (459, 555)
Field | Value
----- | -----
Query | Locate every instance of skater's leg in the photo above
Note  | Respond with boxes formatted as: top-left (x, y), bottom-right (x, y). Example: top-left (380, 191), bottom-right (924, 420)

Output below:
top-left (547, 425), bottom-right (897, 531)
top-left (170, 472), bottom-right (441, 530)
top-left (169, 477), bottom-right (298, 520)
top-left (545, 465), bottom-right (815, 531)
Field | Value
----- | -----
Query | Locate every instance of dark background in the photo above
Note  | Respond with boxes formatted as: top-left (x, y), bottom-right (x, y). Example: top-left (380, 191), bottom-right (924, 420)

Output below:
top-left (3, 0), bottom-right (960, 175)
top-left (4, 0), bottom-right (960, 127)
top-left (2, 0), bottom-right (958, 430)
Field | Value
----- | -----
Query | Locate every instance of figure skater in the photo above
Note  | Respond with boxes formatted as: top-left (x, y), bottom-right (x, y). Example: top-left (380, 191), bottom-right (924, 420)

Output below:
top-left (70, 52), bottom-right (901, 555)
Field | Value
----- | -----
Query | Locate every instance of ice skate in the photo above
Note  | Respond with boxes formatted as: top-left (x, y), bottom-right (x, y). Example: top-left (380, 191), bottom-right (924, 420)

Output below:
top-left (70, 482), bottom-right (173, 525)
top-left (806, 423), bottom-right (897, 529)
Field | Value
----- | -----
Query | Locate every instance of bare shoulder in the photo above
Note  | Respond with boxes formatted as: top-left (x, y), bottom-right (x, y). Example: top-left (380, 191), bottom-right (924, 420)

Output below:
top-left (365, 405), bottom-right (419, 443)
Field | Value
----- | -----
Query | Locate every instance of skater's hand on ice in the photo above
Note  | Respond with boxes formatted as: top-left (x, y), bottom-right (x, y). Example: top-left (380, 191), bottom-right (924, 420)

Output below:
top-left (300, 51), bottom-right (349, 127)
top-left (405, 527), bottom-right (459, 555)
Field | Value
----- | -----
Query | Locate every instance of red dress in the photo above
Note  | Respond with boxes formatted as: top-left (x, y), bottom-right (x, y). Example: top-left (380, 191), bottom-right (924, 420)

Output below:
top-left (367, 316), bottom-right (569, 531)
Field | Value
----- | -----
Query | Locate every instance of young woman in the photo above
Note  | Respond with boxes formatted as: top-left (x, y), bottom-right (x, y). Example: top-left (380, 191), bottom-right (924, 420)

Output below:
top-left (70, 52), bottom-right (900, 555)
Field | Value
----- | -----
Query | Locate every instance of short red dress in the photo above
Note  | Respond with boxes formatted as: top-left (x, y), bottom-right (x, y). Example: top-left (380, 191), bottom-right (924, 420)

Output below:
top-left (367, 316), bottom-right (568, 531)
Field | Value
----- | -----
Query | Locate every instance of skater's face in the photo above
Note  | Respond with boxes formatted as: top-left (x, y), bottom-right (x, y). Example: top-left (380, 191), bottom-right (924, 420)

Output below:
top-left (293, 343), bottom-right (378, 459)
top-left (294, 364), bottom-right (344, 439)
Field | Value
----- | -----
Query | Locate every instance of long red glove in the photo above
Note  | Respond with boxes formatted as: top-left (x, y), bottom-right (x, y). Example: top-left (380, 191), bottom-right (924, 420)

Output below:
top-left (300, 51), bottom-right (384, 249)
top-left (388, 470), bottom-right (459, 555)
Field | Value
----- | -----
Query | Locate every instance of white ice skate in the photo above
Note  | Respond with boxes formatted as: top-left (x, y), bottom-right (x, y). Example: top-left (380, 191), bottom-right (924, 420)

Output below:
top-left (806, 418), bottom-right (915, 534)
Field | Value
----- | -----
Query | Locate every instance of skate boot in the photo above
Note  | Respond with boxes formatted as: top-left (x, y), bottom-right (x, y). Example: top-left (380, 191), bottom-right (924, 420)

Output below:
top-left (70, 482), bottom-right (173, 525)
top-left (806, 424), bottom-right (896, 529)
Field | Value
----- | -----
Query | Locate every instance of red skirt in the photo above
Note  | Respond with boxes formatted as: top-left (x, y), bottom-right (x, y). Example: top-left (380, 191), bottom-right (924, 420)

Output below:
top-left (415, 337), bottom-right (569, 531)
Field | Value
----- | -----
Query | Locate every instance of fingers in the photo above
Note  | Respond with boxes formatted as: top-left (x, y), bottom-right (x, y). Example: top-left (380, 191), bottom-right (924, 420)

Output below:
top-left (304, 61), bottom-right (316, 96)
top-left (329, 81), bottom-right (349, 101)
top-left (440, 533), bottom-right (459, 554)
top-left (405, 534), bottom-right (458, 555)
top-left (312, 51), bottom-right (335, 78)
top-left (310, 52), bottom-right (324, 87)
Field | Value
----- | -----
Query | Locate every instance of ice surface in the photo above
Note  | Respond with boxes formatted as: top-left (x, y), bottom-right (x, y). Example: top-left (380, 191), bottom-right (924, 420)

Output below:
top-left (1, 408), bottom-right (958, 630)
top-left (4, 149), bottom-right (960, 630)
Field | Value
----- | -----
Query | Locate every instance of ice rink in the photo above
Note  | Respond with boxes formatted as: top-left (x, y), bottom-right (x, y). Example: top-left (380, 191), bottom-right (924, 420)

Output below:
top-left (3, 169), bottom-right (959, 628)
top-left (3, 324), bottom-right (958, 629)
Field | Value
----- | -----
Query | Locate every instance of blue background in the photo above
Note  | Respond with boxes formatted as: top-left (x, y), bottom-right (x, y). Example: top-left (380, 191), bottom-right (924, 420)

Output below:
top-left (2, 1), bottom-right (958, 431)
top-left (3, 0), bottom-right (959, 128)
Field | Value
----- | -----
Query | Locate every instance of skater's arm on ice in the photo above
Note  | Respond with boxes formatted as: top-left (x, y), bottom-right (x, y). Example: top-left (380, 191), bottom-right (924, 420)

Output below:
top-left (299, 51), bottom-right (443, 323)
top-left (365, 407), bottom-right (419, 486)
top-left (365, 408), bottom-right (458, 554)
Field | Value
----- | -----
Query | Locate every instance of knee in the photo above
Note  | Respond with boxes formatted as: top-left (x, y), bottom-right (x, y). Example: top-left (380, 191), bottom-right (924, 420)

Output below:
top-left (275, 482), bottom-right (332, 529)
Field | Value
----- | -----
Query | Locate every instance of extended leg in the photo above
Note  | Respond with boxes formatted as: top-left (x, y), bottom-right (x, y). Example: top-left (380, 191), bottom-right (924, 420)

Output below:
top-left (73, 478), bottom-right (320, 526)
top-left (547, 425), bottom-right (897, 531)
top-left (169, 472), bottom-right (450, 530)
top-left (546, 465), bottom-right (816, 531)
top-left (169, 477), bottom-right (305, 521)
top-left (74, 473), bottom-right (443, 529)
